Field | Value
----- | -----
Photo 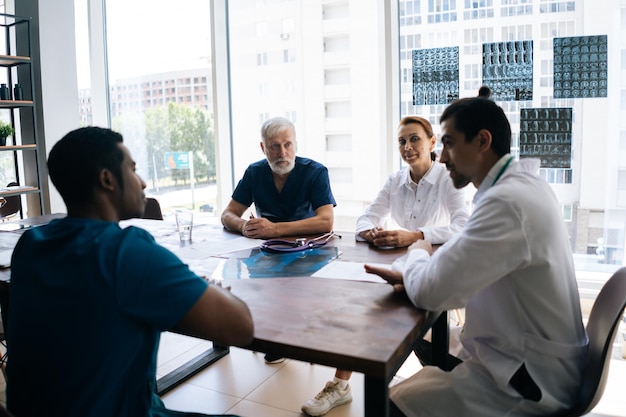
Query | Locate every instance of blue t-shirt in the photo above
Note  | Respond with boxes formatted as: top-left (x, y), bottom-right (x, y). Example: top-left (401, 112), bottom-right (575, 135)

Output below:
top-left (232, 156), bottom-right (336, 222)
top-left (6, 217), bottom-right (208, 417)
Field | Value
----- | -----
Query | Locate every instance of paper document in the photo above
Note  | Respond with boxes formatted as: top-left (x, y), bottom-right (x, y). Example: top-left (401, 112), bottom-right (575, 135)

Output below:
top-left (0, 249), bottom-right (12, 268)
top-left (174, 236), bottom-right (262, 259)
top-left (312, 260), bottom-right (390, 284)
top-left (185, 257), bottom-right (226, 279)
top-left (214, 236), bottom-right (266, 254)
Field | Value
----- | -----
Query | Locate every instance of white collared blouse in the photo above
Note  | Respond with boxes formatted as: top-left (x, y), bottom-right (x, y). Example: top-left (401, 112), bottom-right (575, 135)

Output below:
top-left (355, 161), bottom-right (470, 244)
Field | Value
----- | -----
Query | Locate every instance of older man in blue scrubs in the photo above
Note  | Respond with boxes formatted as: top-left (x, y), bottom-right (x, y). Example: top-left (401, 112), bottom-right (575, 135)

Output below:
top-left (221, 116), bottom-right (336, 364)
top-left (221, 116), bottom-right (336, 240)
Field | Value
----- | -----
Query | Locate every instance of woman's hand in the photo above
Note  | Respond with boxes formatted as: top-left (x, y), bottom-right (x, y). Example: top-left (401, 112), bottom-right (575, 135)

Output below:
top-left (370, 229), bottom-right (424, 248)
top-left (361, 226), bottom-right (383, 243)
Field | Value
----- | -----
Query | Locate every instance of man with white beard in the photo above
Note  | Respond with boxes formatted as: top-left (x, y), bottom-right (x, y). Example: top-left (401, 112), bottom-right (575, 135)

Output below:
top-left (221, 116), bottom-right (336, 364)
top-left (221, 116), bottom-right (336, 240)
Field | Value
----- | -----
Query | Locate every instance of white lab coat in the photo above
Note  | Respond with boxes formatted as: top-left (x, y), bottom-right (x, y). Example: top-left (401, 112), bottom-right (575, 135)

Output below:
top-left (390, 155), bottom-right (588, 417)
top-left (356, 162), bottom-right (470, 244)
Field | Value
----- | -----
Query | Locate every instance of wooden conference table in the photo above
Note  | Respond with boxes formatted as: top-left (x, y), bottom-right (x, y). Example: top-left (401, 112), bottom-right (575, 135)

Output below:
top-left (0, 215), bottom-right (447, 417)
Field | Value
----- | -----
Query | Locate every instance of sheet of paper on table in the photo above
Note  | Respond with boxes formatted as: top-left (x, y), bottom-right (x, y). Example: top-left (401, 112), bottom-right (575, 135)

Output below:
top-left (184, 256), bottom-right (226, 279)
top-left (311, 260), bottom-right (389, 284)
top-left (174, 236), bottom-right (262, 259)
top-left (0, 249), bottom-right (11, 268)
top-left (0, 223), bottom-right (34, 232)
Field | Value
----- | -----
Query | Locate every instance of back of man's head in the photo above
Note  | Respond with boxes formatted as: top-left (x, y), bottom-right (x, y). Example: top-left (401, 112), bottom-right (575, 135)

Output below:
top-left (48, 126), bottom-right (124, 207)
top-left (478, 85), bottom-right (492, 98)
top-left (440, 97), bottom-right (511, 157)
top-left (261, 117), bottom-right (295, 143)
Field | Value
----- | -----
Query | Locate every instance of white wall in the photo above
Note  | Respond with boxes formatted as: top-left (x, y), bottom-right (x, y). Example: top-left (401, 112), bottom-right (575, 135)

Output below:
top-left (15, 0), bottom-right (81, 214)
top-left (578, 1), bottom-right (621, 210)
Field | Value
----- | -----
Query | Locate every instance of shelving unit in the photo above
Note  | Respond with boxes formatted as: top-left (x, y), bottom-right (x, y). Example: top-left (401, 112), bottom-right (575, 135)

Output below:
top-left (0, 13), bottom-right (44, 218)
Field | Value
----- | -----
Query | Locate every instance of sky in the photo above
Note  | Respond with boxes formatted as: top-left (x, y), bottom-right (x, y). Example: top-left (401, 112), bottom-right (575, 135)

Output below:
top-left (75, 0), bottom-right (212, 89)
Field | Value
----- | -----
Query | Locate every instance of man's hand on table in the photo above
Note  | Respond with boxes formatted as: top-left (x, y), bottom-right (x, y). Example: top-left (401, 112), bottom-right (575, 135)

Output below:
top-left (242, 216), bottom-right (278, 239)
top-left (364, 264), bottom-right (405, 292)
top-left (206, 277), bottom-right (232, 291)
top-left (364, 239), bottom-right (434, 292)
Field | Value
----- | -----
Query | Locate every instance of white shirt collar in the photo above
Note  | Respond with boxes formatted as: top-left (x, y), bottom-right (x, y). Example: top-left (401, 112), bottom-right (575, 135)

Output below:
top-left (403, 160), bottom-right (437, 188)
top-left (473, 154), bottom-right (512, 204)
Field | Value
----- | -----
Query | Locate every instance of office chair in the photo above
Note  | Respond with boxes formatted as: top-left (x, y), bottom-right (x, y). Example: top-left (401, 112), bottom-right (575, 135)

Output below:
top-left (558, 266), bottom-right (626, 416)
top-left (0, 182), bottom-right (21, 222)
top-left (143, 197), bottom-right (163, 220)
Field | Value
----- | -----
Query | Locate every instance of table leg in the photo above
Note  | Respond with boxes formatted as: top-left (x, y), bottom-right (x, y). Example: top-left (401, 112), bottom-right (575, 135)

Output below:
top-left (430, 312), bottom-right (449, 371)
top-left (156, 343), bottom-right (230, 395)
top-left (364, 375), bottom-right (389, 417)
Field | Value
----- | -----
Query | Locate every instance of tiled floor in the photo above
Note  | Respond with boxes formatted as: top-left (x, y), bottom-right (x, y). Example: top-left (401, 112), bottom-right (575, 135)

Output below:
top-left (0, 328), bottom-right (622, 416)
top-left (157, 332), bottom-right (626, 417)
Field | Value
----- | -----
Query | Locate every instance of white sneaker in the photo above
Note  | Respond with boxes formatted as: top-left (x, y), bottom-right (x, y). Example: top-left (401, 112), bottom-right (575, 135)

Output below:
top-left (301, 381), bottom-right (352, 416)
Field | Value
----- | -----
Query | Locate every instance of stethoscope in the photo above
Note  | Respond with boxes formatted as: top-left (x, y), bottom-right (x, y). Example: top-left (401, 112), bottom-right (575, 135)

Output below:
top-left (260, 231), bottom-right (341, 253)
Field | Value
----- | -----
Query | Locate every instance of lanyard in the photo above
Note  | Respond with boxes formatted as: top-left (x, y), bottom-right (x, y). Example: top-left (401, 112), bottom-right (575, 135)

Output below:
top-left (492, 156), bottom-right (514, 186)
top-left (260, 231), bottom-right (340, 253)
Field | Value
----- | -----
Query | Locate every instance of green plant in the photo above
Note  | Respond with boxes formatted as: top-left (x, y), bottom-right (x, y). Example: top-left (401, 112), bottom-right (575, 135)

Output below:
top-left (0, 122), bottom-right (14, 138)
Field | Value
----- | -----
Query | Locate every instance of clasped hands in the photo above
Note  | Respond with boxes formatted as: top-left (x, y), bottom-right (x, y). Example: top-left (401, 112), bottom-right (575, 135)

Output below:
top-left (363, 227), bottom-right (423, 249)
top-left (241, 215), bottom-right (278, 239)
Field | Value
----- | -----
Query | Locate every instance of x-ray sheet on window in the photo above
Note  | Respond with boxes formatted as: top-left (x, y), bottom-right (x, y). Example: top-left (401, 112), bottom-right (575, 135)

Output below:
top-left (519, 108), bottom-right (572, 168)
top-left (553, 35), bottom-right (607, 99)
top-left (482, 40), bottom-right (533, 101)
top-left (412, 47), bottom-right (459, 106)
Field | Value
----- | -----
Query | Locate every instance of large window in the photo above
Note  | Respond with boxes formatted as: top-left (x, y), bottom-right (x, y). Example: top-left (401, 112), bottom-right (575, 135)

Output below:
top-left (74, 0), bottom-right (626, 271)
top-left (78, 0), bottom-right (217, 219)
top-left (398, 0), bottom-right (625, 275)
top-left (226, 0), bottom-right (390, 230)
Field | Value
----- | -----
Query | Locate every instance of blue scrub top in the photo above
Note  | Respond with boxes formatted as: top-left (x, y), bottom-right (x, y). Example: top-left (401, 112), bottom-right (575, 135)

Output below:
top-left (232, 156), bottom-right (336, 222)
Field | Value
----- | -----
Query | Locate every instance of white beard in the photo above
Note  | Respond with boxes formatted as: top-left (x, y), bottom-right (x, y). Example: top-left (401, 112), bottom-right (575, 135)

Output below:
top-left (269, 157), bottom-right (295, 175)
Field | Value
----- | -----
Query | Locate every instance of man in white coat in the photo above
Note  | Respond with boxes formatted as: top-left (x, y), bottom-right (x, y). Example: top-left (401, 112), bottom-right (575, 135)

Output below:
top-left (366, 97), bottom-right (588, 416)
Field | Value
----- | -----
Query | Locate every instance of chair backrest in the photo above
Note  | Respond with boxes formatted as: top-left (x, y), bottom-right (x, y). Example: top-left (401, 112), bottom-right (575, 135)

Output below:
top-left (0, 182), bottom-right (21, 221)
top-left (563, 267), bottom-right (626, 416)
top-left (143, 197), bottom-right (163, 220)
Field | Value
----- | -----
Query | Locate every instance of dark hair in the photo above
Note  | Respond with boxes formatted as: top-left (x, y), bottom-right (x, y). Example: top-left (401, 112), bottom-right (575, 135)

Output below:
top-left (477, 85), bottom-right (492, 98)
top-left (398, 115), bottom-right (437, 161)
top-left (440, 97), bottom-right (511, 157)
top-left (48, 127), bottom-right (125, 206)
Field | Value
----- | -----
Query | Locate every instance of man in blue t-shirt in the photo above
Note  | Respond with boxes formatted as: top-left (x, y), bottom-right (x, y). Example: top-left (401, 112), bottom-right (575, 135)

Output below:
top-left (221, 116), bottom-right (336, 239)
top-left (6, 127), bottom-right (254, 417)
